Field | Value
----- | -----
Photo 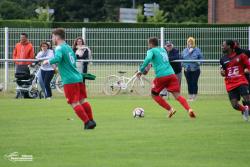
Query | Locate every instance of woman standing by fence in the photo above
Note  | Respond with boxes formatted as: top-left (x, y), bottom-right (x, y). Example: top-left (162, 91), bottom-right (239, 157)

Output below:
top-left (72, 37), bottom-right (92, 75)
top-left (182, 37), bottom-right (203, 101)
top-left (36, 42), bottom-right (55, 99)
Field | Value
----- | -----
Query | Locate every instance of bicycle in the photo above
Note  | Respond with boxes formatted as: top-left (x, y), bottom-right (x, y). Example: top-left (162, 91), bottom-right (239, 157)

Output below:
top-left (103, 71), bottom-right (152, 96)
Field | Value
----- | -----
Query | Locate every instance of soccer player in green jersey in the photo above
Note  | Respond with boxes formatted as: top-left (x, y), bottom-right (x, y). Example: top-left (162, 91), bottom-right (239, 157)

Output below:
top-left (43, 28), bottom-right (96, 130)
top-left (137, 37), bottom-right (196, 118)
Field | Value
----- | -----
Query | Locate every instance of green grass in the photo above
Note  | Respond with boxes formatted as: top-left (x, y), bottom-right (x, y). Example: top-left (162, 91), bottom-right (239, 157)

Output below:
top-left (0, 95), bottom-right (249, 167)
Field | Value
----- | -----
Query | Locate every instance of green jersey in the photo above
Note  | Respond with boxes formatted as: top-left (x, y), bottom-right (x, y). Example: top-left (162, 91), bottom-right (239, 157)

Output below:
top-left (139, 47), bottom-right (175, 78)
top-left (49, 42), bottom-right (82, 85)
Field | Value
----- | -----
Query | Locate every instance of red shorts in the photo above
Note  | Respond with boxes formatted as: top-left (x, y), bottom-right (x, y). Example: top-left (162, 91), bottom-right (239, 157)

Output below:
top-left (152, 74), bottom-right (180, 94)
top-left (63, 82), bottom-right (87, 104)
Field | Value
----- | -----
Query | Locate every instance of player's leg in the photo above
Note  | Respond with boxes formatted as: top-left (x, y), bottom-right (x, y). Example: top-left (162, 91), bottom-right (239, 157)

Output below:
top-left (80, 98), bottom-right (94, 121)
top-left (239, 85), bottom-right (250, 121)
top-left (242, 74), bottom-right (250, 106)
top-left (171, 92), bottom-right (195, 118)
top-left (64, 83), bottom-right (92, 129)
top-left (168, 75), bottom-right (196, 118)
top-left (79, 82), bottom-right (96, 128)
top-left (228, 87), bottom-right (244, 112)
top-left (151, 77), bottom-right (176, 118)
top-left (229, 98), bottom-right (247, 113)
top-left (228, 87), bottom-right (248, 121)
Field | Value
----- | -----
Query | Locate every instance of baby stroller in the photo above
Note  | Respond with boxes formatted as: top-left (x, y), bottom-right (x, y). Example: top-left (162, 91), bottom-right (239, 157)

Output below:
top-left (14, 63), bottom-right (44, 99)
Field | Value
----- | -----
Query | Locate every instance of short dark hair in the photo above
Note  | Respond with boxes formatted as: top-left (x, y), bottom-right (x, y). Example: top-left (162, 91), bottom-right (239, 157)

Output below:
top-left (21, 33), bottom-right (28, 38)
top-left (225, 40), bottom-right (235, 49)
top-left (148, 37), bottom-right (159, 46)
top-left (52, 28), bottom-right (65, 40)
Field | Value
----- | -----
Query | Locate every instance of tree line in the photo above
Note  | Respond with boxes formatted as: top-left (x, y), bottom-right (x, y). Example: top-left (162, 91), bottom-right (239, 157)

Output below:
top-left (0, 0), bottom-right (207, 23)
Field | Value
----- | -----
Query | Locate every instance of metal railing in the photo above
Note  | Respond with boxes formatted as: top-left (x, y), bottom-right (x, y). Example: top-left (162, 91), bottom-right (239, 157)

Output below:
top-left (1, 27), bottom-right (249, 95)
top-left (0, 59), bottom-right (224, 95)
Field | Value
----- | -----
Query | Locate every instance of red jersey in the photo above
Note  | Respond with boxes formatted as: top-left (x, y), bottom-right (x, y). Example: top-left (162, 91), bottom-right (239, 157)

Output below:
top-left (220, 52), bottom-right (250, 91)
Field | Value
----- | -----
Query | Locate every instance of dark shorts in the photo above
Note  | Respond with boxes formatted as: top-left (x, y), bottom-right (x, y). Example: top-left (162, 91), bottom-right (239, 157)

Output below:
top-left (152, 74), bottom-right (180, 94)
top-left (64, 82), bottom-right (87, 104)
top-left (228, 84), bottom-right (249, 100)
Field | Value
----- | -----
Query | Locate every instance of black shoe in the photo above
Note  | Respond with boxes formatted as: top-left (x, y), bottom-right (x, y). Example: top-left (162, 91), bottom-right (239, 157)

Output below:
top-left (91, 120), bottom-right (97, 127)
top-left (84, 120), bottom-right (96, 130)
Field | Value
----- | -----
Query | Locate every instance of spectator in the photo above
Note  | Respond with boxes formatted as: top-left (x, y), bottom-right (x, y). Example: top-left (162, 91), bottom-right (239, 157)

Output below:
top-left (37, 41), bottom-right (54, 95)
top-left (36, 42), bottom-right (55, 99)
top-left (46, 41), bottom-right (53, 50)
top-left (234, 40), bottom-right (250, 57)
top-left (13, 33), bottom-right (34, 73)
top-left (182, 37), bottom-right (203, 101)
top-left (234, 40), bottom-right (250, 96)
top-left (160, 41), bottom-right (182, 97)
top-left (165, 41), bottom-right (182, 85)
top-left (72, 37), bottom-right (92, 75)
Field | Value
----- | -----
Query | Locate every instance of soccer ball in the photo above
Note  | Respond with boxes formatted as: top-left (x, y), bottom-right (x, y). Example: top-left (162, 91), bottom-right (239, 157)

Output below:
top-left (132, 108), bottom-right (145, 118)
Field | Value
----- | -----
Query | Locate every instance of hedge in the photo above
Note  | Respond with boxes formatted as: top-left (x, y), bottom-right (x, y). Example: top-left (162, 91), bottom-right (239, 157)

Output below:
top-left (1, 20), bottom-right (250, 28)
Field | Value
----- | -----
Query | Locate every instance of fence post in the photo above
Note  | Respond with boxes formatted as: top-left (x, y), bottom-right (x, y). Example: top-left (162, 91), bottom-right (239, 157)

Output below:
top-left (4, 27), bottom-right (9, 91)
top-left (82, 27), bottom-right (86, 40)
top-left (160, 27), bottom-right (164, 48)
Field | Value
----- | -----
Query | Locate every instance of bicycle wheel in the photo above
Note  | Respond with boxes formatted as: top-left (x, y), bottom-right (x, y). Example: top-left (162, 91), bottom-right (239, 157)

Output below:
top-left (103, 75), bottom-right (121, 95)
top-left (55, 75), bottom-right (64, 93)
top-left (132, 76), bottom-right (151, 96)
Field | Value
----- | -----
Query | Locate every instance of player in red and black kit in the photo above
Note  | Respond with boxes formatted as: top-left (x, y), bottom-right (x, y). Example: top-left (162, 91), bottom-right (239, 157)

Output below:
top-left (234, 40), bottom-right (250, 91)
top-left (220, 40), bottom-right (250, 121)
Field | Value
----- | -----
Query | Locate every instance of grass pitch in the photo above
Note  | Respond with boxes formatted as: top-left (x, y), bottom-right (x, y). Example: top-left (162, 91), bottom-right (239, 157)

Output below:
top-left (0, 95), bottom-right (249, 167)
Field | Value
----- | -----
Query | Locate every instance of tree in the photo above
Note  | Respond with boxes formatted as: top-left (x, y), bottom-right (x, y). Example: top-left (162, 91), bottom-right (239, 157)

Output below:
top-left (164, 0), bottom-right (207, 23)
top-left (0, 0), bottom-right (25, 19)
top-left (50, 0), bottom-right (106, 21)
top-left (147, 9), bottom-right (168, 23)
top-left (0, 0), bottom-right (208, 23)
top-left (136, 6), bottom-right (145, 23)
top-left (103, 0), bottom-right (120, 21)
top-left (35, 6), bottom-right (54, 21)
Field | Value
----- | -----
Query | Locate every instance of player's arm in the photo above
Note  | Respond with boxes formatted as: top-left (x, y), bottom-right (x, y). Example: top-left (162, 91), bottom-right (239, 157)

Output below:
top-left (242, 54), bottom-right (250, 73)
top-left (43, 47), bottom-right (62, 65)
top-left (136, 50), bottom-right (153, 77)
top-left (219, 58), bottom-right (225, 77)
top-left (139, 50), bottom-right (153, 73)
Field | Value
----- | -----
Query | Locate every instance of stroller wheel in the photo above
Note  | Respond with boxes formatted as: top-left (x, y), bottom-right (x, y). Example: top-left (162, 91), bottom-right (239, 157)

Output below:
top-left (16, 91), bottom-right (24, 99)
top-left (29, 90), bottom-right (39, 99)
top-left (39, 91), bottom-right (45, 99)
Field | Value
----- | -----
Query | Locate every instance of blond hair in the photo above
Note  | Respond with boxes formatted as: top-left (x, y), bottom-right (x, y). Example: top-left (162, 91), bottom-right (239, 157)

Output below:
top-left (187, 37), bottom-right (196, 48)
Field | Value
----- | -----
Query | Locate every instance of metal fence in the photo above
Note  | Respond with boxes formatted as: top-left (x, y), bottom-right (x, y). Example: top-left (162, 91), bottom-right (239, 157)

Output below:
top-left (0, 27), bottom-right (249, 95)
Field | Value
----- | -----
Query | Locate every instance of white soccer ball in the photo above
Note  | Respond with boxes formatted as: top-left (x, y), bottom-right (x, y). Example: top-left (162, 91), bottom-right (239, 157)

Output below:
top-left (133, 108), bottom-right (145, 118)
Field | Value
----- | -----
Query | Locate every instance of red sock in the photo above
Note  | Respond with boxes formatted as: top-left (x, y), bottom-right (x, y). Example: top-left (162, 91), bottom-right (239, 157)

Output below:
top-left (153, 96), bottom-right (171, 111)
top-left (73, 105), bottom-right (89, 124)
top-left (237, 104), bottom-right (245, 112)
top-left (82, 102), bottom-right (93, 120)
top-left (177, 96), bottom-right (191, 111)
